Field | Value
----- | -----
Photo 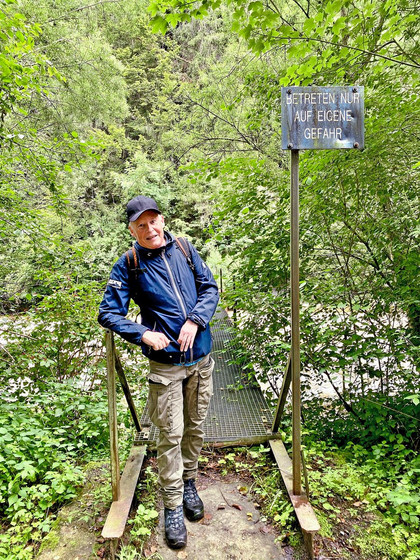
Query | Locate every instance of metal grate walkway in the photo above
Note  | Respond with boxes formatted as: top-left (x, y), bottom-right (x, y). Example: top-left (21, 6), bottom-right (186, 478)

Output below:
top-left (138, 310), bottom-right (273, 443)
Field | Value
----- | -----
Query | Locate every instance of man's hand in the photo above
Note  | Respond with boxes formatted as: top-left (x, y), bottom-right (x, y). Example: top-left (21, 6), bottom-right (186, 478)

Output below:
top-left (177, 319), bottom-right (198, 352)
top-left (141, 330), bottom-right (170, 351)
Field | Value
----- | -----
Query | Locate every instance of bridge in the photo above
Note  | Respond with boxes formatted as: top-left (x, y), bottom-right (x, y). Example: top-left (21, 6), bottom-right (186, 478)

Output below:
top-left (101, 310), bottom-right (319, 558)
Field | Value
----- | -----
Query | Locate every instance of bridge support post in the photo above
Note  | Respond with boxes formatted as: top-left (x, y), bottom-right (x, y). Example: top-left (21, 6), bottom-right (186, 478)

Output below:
top-left (105, 330), bottom-right (120, 502)
top-left (290, 149), bottom-right (301, 496)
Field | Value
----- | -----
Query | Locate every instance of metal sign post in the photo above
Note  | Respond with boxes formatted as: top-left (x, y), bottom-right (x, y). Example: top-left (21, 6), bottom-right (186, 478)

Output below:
top-left (277, 86), bottom-right (365, 496)
top-left (290, 149), bottom-right (301, 495)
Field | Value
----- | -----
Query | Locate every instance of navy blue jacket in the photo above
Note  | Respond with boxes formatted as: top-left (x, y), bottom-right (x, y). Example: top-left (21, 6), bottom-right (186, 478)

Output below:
top-left (98, 231), bottom-right (219, 364)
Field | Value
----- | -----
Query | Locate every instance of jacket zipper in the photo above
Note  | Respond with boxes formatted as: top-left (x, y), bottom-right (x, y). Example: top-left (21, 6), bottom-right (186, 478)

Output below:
top-left (161, 250), bottom-right (193, 362)
top-left (161, 251), bottom-right (187, 318)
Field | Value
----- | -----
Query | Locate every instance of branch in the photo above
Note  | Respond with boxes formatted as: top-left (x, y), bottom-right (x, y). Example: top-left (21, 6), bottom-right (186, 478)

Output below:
top-left (289, 0), bottom-right (310, 18)
top-left (45, 0), bottom-right (122, 24)
top-left (218, 52), bottom-right (258, 81)
top-left (331, 246), bottom-right (384, 270)
top-left (341, 218), bottom-right (394, 290)
top-left (184, 95), bottom-right (262, 154)
top-left (360, 397), bottom-right (419, 423)
top-left (323, 368), bottom-right (363, 421)
top-left (275, 35), bottom-right (420, 69)
top-left (0, 215), bottom-right (33, 239)
top-left (392, 39), bottom-right (420, 68)
top-left (32, 38), bottom-right (73, 52)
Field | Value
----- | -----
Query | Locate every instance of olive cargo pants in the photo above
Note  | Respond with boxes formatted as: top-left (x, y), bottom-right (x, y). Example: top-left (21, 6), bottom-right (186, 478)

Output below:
top-left (148, 354), bottom-right (214, 509)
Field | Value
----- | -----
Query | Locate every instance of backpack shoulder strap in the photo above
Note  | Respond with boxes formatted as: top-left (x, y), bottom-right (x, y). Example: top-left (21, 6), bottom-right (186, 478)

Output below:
top-left (125, 246), bottom-right (144, 296)
top-left (125, 246), bottom-right (138, 273)
top-left (175, 237), bottom-right (195, 273)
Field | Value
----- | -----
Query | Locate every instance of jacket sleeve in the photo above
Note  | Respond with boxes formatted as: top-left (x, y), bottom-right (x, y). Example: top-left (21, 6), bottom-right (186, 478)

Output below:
top-left (186, 243), bottom-right (220, 329)
top-left (98, 255), bottom-right (148, 345)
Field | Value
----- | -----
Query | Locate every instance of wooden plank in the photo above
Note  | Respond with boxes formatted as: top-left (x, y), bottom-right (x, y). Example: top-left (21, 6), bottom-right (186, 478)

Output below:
top-left (205, 433), bottom-right (283, 448)
top-left (102, 445), bottom-right (147, 539)
top-left (269, 439), bottom-right (320, 535)
top-left (271, 355), bottom-right (292, 433)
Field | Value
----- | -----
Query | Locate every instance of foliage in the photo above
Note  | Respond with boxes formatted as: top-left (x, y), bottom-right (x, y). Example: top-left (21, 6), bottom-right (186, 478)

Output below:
top-left (195, 444), bottom-right (420, 558)
top-left (157, 0), bottom-right (420, 452)
top-left (306, 440), bottom-right (420, 559)
top-left (0, 251), bottom-right (104, 385)
top-left (149, 0), bottom-right (419, 80)
top-left (0, 0), bottom-right (55, 139)
top-left (128, 503), bottom-right (159, 538)
top-left (0, 379), bottom-right (109, 558)
top-left (0, 0), bottom-right (99, 311)
top-left (0, 0), bottom-right (419, 556)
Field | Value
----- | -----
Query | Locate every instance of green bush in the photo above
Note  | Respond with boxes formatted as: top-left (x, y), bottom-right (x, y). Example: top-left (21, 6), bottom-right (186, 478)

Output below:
top-left (0, 379), bottom-right (109, 555)
top-left (307, 440), bottom-right (420, 559)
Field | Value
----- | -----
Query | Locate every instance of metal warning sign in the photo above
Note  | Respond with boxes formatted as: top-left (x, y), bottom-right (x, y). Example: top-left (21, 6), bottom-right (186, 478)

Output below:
top-left (281, 86), bottom-right (364, 150)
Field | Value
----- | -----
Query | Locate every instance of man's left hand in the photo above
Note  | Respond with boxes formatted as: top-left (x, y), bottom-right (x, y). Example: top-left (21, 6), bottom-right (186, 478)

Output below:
top-left (178, 319), bottom-right (198, 352)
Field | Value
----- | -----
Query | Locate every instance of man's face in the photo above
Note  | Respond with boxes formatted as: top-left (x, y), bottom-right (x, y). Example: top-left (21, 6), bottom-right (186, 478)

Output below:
top-left (129, 210), bottom-right (165, 249)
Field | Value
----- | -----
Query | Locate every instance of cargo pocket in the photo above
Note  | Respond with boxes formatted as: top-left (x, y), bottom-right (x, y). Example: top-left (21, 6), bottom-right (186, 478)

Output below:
top-left (148, 378), bottom-right (173, 431)
top-left (197, 356), bottom-right (214, 420)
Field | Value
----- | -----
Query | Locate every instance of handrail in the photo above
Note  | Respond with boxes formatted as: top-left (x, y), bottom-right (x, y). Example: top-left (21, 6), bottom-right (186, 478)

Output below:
top-left (105, 329), bottom-right (120, 501)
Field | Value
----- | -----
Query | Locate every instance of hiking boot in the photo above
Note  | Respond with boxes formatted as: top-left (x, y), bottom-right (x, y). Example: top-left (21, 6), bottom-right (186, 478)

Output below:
top-left (183, 478), bottom-right (204, 521)
top-left (164, 505), bottom-right (187, 549)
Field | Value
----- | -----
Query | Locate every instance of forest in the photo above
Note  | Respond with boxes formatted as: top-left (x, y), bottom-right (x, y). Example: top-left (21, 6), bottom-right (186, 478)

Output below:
top-left (0, 0), bottom-right (419, 558)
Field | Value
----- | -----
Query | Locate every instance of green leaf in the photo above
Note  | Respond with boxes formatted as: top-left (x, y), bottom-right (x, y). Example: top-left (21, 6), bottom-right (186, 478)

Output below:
top-left (150, 15), bottom-right (169, 34)
top-left (303, 18), bottom-right (316, 34)
top-left (8, 494), bottom-right (19, 506)
top-left (332, 17), bottom-right (346, 35)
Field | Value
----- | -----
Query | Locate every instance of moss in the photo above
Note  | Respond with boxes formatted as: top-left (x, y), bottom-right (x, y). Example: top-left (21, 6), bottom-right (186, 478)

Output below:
top-left (37, 525), bottom-right (60, 554)
top-left (353, 521), bottom-right (408, 560)
top-left (36, 461), bottom-right (110, 559)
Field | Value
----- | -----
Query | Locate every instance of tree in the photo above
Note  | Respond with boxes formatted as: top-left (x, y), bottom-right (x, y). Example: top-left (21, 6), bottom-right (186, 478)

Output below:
top-left (144, 0), bottom-right (419, 446)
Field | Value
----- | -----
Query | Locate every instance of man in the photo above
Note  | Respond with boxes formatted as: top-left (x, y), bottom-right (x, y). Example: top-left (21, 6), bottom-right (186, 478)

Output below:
top-left (98, 195), bottom-right (219, 549)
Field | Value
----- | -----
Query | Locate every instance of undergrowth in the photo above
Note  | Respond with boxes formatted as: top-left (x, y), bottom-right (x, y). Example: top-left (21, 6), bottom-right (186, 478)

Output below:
top-left (305, 438), bottom-right (420, 559)
top-left (0, 379), bottom-right (109, 559)
top-left (202, 440), bottom-right (420, 560)
top-left (0, 369), bottom-right (146, 560)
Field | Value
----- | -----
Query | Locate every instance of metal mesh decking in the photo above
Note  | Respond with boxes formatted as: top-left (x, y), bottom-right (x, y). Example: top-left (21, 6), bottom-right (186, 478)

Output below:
top-left (137, 310), bottom-right (273, 443)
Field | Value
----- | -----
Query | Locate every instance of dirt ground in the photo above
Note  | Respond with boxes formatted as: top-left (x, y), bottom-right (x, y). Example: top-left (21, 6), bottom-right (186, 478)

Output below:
top-left (33, 449), bottom-right (389, 560)
top-left (148, 475), bottom-right (294, 560)
top-left (35, 462), bottom-right (299, 560)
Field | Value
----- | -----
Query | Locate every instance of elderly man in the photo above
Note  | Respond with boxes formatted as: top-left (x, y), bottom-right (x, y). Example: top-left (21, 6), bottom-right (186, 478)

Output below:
top-left (98, 195), bottom-right (219, 549)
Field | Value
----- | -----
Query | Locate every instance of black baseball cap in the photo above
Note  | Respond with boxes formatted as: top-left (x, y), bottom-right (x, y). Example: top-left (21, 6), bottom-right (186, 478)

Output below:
top-left (126, 195), bottom-right (161, 222)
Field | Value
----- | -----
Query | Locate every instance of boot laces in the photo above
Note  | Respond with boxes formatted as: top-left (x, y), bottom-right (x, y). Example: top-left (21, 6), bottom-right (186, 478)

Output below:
top-left (184, 479), bottom-right (200, 504)
top-left (167, 505), bottom-right (184, 529)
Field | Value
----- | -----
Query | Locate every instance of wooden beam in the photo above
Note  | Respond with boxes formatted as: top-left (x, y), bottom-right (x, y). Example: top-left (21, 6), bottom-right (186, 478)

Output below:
top-left (102, 445), bottom-right (147, 539)
top-left (269, 439), bottom-right (319, 559)
top-left (114, 351), bottom-right (142, 433)
top-left (204, 433), bottom-right (283, 448)
top-left (106, 330), bottom-right (120, 502)
top-left (271, 354), bottom-right (292, 433)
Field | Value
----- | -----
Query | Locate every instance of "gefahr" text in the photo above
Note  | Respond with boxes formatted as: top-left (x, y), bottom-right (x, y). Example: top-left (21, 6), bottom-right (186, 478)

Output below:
top-left (304, 127), bottom-right (342, 139)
